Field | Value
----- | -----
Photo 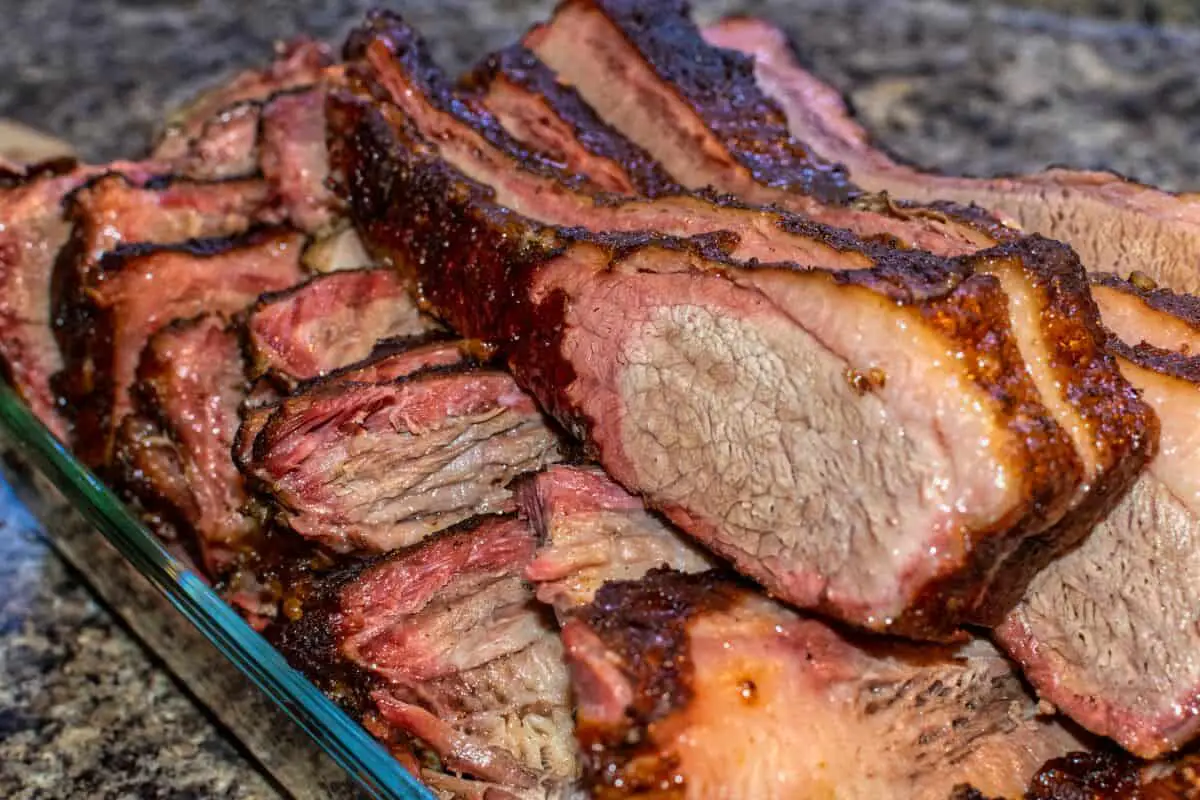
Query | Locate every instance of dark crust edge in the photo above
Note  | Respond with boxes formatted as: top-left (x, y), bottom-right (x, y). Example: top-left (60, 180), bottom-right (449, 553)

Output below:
top-left (1091, 271), bottom-right (1200, 335)
top-left (559, 0), bottom-right (853, 203)
top-left (330, 88), bottom-right (1086, 639)
top-left (966, 236), bottom-right (1159, 625)
top-left (460, 44), bottom-right (682, 198)
top-left (1108, 337), bottom-right (1200, 384)
top-left (572, 568), bottom-right (740, 797)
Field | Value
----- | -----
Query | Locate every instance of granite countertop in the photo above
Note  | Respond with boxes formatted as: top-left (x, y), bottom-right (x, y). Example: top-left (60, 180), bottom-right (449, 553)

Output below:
top-left (1, 1), bottom-right (1199, 798)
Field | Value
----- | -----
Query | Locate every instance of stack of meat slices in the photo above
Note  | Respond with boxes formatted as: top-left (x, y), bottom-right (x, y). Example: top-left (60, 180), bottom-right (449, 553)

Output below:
top-left (5, 2), bottom-right (1200, 798)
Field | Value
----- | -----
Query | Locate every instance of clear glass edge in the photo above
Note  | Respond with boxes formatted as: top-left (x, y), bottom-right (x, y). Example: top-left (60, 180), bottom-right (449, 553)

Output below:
top-left (0, 383), bottom-right (433, 800)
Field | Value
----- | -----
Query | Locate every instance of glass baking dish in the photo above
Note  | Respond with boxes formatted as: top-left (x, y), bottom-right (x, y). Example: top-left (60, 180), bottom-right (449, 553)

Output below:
top-left (0, 381), bottom-right (436, 800)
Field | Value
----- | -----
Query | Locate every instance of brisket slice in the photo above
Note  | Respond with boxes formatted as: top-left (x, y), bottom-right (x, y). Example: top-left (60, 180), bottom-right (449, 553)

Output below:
top-left (260, 85), bottom-right (342, 234)
top-left (330, 90), bottom-right (1084, 639)
top-left (130, 314), bottom-right (256, 576)
top-left (461, 44), bottom-right (680, 198)
top-left (1021, 750), bottom-right (1200, 799)
top-left (524, 0), bottom-right (1005, 257)
top-left (172, 100), bottom-right (263, 180)
top-left (152, 38), bottom-right (332, 161)
top-left (451, 36), bottom-right (1155, 621)
top-left (1090, 271), bottom-right (1200, 355)
top-left (518, 464), bottom-right (715, 615)
top-left (243, 267), bottom-right (438, 388)
top-left (344, 13), bottom-right (882, 267)
top-left (244, 363), bottom-right (564, 554)
top-left (74, 227), bottom-right (305, 467)
top-left (703, 15), bottom-right (1200, 294)
top-left (565, 569), bottom-right (1083, 800)
top-left (275, 515), bottom-right (577, 796)
top-left (52, 172), bottom-right (273, 413)
top-left (997, 291), bottom-right (1200, 758)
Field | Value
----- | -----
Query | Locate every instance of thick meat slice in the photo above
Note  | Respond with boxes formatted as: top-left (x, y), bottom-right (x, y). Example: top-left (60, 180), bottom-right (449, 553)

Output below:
top-left (997, 318), bottom-right (1200, 757)
top-left (244, 365), bottom-right (564, 554)
top-left (704, 15), bottom-right (1200, 293)
top-left (461, 45), bottom-right (679, 198)
top-left (131, 314), bottom-right (257, 576)
top-left (1090, 271), bottom-right (1200, 355)
top-left (74, 228), bottom-right (304, 467)
top-left (564, 570), bottom-right (1083, 800)
top-left (330, 91), bottom-right (1084, 638)
top-left (244, 268), bottom-right (439, 388)
top-left (448, 35), bottom-right (1154, 619)
top-left (152, 38), bottom-right (332, 161)
top-left (172, 100), bottom-right (262, 180)
top-left (523, 0), bottom-right (1002, 257)
top-left (53, 173), bottom-right (273, 409)
top-left (260, 87), bottom-right (341, 234)
top-left (275, 516), bottom-right (577, 797)
top-left (112, 412), bottom-right (196, 539)
top-left (518, 464), bottom-right (715, 614)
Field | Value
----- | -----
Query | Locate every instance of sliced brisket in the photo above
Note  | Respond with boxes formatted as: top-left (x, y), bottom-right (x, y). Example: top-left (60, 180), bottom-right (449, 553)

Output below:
top-left (997, 285), bottom-right (1200, 758)
top-left (524, 0), bottom-right (1004, 256)
top-left (130, 313), bottom-right (257, 575)
top-left (260, 86), bottom-right (341, 234)
top-left (53, 172), bottom-right (273, 416)
top-left (703, 15), bottom-right (1200, 293)
top-left (244, 363), bottom-right (564, 554)
top-left (172, 100), bottom-right (263, 180)
top-left (73, 227), bottom-right (304, 467)
top-left (461, 44), bottom-right (679, 198)
top-left (276, 515), bottom-right (577, 796)
top-left (152, 38), bottom-right (332, 161)
top-left (243, 267), bottom-right (438, 388)
top-left (565, 569), bottom-right (1083, 799)
top-left (330, 89), bottom-right (1087, 638)
top-left (518, 464), bottom-right (715, 615)
top-left (1090, 271), bottom-right (1200, 355)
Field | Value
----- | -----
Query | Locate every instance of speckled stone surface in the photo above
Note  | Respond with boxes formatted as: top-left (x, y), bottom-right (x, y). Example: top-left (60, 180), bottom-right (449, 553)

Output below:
top-left (1, 1), bottom-right (1200, 798)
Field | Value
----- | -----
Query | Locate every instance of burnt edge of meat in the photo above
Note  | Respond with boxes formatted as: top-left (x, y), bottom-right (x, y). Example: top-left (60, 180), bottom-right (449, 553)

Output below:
top-left (289, 330), bottom-right (466, 391)
top-left (1092, 271), bottom-right (1200, 335)
top-left (69, 225), bottom-right (294, 468)
top-left (1107, 336), bottom-right (1200, 384)
top-left (0, 156), bottom-right (79, 188)
top-left (460, 43), bottom-right (681, 198)
top-left (556, 0), bottom-right (852, 203)
top-left (345, 8), bottom-right (616, 198)
top-left (572, 568), bottom-right (741, 793)
top-left (965, 237), bottom-right (1159, 624)
top-left (330, 88), bottom-right (1085, 638)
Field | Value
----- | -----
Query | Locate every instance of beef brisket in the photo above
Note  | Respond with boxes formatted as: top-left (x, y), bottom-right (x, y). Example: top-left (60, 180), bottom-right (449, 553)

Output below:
top-left (53, 173), bottom-right (273, 415)
top-left (129, 313), bottom-right (258, 575)
top-left (523, 0), bottom-right (1004, 257)
top-left (152, 38), bottom-right (332, 161)
top-left (703, 15), bottom-right (1200, 294)
top-left (243, 363), bottom-right (564, 554)
top-left (1090, 271), bottom-right (1200, 355)
top-left (260, 87), bottom-right (341, 234)
top-left (243, 267), bottom-right (438, 388)
top-left (565, 569), bottom-right (1083, 799)
top-left (330, 89), bottom-right (1090, 638)
top-left (996, 286), bottom-right (1200, 758)
top-left (276, 515), bottom-right (577, 797)
top-left (172, 100), bottom-right (263, 180)
top-left (519, 464), bottom-right (715, 615)
top-left (461, 44), bottom-right (679, 198)
top-left (73, 227), bottom-right (304, 466)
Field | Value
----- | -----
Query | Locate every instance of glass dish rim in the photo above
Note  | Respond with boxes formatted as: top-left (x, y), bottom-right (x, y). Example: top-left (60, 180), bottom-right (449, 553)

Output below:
top-left (0, 381), bottom-right (435, 800)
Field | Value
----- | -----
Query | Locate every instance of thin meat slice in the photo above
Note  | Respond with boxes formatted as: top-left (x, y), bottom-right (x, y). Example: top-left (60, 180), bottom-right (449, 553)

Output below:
top-left (564, 570), bottom-right (1083, 800)
top-left (243, 268), bottom-right (440, 388)
top-left (997, 295), bottom-right (1200, 757)
top-left (275, 516), bottom-right (577, 797)
top-left (523, 0), bottom-right (1004, 257)
top-left (74, 227), bottom-right (305, 467)
top-left (1090, 271), bottom-right (1200, 355)
top-left (461, 44), bottom-right (679, 198)
top-left (260, 86), bottom-right (341, 234)
top-left (152, 38), bottom-right (332, 161)
top-left (704, 15), bottom-right (1200, 293)
top-left (448, 32), bottom-right (1155, 614)
top-left (518, 464), bottom-right (715, 615)
top-left (132, 314), bottom-right (257, 576)
top-left (330, 90), bottom-right (1085, 638)
top-left (245, 365), bottom-right (564, 554)
top-left (53, 173), bottom-right (273, 410)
